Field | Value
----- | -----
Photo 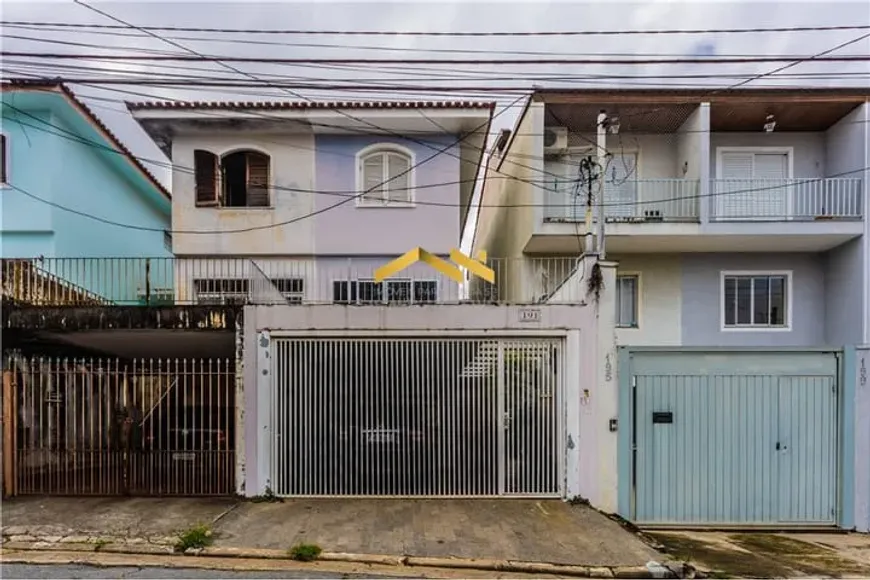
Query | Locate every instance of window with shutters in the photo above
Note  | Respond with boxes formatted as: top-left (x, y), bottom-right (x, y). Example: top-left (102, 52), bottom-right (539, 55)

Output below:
top-left (193, 148), bottom-right (271, 208)
top-left (721, 271), bottom-right (791, 330)
top-left (356, 144), bottom-right (415, 206)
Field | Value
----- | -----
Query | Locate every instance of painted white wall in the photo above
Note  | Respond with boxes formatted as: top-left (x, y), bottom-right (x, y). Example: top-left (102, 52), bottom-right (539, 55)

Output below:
top-left (172, 257), bottom-right (318, 303)
top-left (612, 254), bottom-right (682, 346)
top-left (243, 303), bottom-right (597, 499)
top-left (826, 103), bottom-right (867, 178)
top-left (709, 133), bottom-right (827, 179)
top-left (170, 133), bottom-right (316, 256)
top-left (676, 106), bottom-right (704, 180)
top-left (566, 133), bottom-right (682, 181)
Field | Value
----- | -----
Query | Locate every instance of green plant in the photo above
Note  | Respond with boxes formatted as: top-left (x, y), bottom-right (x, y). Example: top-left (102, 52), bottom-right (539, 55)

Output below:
top-left (288, 543), bottom-right (322, 562)
top-left (249, 485), bottom-right (283, 503)
top-left (587, 262), bottom-right (604, 303)
top-left (93, 539), bottom-right (111, 551)
top-left (174, 524), bottom-right (213, 552)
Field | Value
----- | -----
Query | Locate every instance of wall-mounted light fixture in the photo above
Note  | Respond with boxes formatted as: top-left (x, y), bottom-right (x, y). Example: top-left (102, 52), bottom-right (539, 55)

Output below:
top-left (608, 115), bottom-right (621, 135)
top-left (764, 114), bottom-right (777, 133)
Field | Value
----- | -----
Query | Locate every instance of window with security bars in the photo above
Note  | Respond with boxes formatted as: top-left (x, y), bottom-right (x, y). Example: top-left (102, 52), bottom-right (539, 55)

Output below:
top-left (273, 278), bottom-right (305, 304)
top-left (615, 275), bottom-right (639, 328)
top-left (723, 273), bottom-right (789, 328)
top-left (358, 146), bottom-right (413, 205)
top-left (195, 278), bottom-right (304, 305)
top-left (332, 279), bottom-right (437, 304)
top-left (195, 279), bottom-right (249, 305)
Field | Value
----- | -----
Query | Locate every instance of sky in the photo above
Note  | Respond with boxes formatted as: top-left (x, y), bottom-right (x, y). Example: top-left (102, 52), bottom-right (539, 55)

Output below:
top-left (2, 0), bottom-right (869, 249)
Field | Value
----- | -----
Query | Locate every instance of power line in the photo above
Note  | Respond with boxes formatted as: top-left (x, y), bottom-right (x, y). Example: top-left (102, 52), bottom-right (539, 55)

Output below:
top-left (6, 52), bottom-right (868, 65)
top-left (4, 88), bottom-right (866, 224)
top-left (8, 78), bottom-right (870, 206)
top-left (4, 21), bottom-right (869, 36)
top-left (69, 0), bottom-right (608, 192)
top-left (4, 91), bottom-right (867, 231)
top-left (8, 58), bottom-right (869, 85)
top-left (7, 168), bottom-right (866, 235)
top-left (6, 27), bottom-right (868, 60)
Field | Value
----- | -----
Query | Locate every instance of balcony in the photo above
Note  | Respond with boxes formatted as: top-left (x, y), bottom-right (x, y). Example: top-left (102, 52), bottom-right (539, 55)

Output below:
top-left (709, 178), bottom-right (863, 222)
top-left (545, 178), bottom-right (700, 223)
top-left (1, 257), bottom-right (587, 307)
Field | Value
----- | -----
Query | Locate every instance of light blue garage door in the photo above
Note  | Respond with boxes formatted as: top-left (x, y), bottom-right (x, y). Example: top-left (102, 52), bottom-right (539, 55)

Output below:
top-left (629, 350), bottom-right (840, 526)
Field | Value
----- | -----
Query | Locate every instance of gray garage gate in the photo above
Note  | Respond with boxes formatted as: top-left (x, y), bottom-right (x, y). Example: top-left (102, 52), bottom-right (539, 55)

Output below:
top-left (622, 348), bottom-right (841, 527)
top-left (269, 337), bottom-right (564, 498)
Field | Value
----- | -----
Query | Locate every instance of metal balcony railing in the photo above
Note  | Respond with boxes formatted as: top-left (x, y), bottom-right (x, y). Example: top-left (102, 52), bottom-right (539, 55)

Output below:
top-left (1, 256), bottom-right (589, 307)
top-left (709, 178), bottom-right (863, 221)
top-left (544, 178), bottom-right (700, 222)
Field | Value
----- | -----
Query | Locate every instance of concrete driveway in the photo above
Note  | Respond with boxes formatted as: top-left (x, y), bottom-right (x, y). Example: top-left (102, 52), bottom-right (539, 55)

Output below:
top-left (215, 498), bottom-right (661, 567)
top-left (1, 497), bottom-right (661, 568)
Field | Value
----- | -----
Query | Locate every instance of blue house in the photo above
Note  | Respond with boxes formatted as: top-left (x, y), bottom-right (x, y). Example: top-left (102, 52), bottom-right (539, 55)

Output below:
top-left (1, 80), bottom-right (173, 304)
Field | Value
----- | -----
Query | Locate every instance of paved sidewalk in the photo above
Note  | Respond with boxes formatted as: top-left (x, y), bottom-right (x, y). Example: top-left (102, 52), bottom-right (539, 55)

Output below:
top-left (1, 496), bottom-right (662, 569)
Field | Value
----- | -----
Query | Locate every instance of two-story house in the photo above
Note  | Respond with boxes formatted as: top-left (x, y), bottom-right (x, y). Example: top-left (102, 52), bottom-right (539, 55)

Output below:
top-left (123, 99), bottom-right (611, 505)
top-left (474, 88), bottom-right (870, 528)
top-left (476, 88), bottom-right (869, 349)
top-left (127, 100), bottom-right (494, 306)
top-left (1, 80), bottom-right (173, 304)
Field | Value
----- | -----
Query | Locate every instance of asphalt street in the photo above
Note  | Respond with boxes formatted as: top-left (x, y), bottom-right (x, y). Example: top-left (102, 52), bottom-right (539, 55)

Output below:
top-left (1, 563), bottom-right (393, 579)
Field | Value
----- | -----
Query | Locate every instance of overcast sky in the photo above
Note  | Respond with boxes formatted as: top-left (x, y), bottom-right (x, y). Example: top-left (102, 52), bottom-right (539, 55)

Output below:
top-left (2, 0), bottom-right (869, 248)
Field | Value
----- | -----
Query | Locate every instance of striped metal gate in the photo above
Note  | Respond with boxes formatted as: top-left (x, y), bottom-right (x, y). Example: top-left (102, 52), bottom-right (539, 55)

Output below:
top-left (270, 337), bottom-right (563, 497)
top-left (3, 354), bottom-right (235, 496)
top-left (630, 350), bottom-right (839, 526)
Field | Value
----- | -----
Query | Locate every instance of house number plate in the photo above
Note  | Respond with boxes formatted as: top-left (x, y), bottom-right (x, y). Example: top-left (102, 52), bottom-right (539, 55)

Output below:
top-left (518, 308), bottom-right (542, 322)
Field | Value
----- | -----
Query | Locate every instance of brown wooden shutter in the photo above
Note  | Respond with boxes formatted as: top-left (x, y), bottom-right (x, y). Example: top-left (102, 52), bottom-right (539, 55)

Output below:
top-left (194, 149), bottom-right (219, 206)
top-left (246, 152), bottom-right (270, 207)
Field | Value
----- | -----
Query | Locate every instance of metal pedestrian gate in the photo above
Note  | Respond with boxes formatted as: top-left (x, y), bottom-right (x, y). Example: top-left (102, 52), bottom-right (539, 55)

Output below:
top-left (629, 350), bottom-right (840, 526)
top-left (2, 354), bottom-right (235, 497)
top-left (269, 337), bottom-right (563, 497)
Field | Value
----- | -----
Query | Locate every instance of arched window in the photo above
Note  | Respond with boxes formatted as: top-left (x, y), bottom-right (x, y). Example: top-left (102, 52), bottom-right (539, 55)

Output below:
top-left (194, 148), bottom-right (271, 207)
top-left (358, 145), bottom-right (414, 205)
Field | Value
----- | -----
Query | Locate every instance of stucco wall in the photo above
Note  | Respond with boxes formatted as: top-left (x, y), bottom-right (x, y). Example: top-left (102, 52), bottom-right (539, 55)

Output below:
top-left (241, 303), bottom-right (598, 500)
top-left (313, 134), bottom-right (461, 255)
top-left (824, 238), bottom-right (865, 346)
top-left (709, 132), bottom-right (827, 179)
top-left (612, 254), bottom-right (683, 346)
top-left (473, 100), bottom-right (545, 301)
top-left (681, 252), bottom-right (826, 346)
top-left (170, 132), bottom-right (316, 256)
top-left (0, 109), bottom-right (56, 256)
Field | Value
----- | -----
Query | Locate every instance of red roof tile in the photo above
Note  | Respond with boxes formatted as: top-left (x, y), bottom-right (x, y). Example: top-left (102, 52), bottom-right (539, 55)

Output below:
top-left (125, 99), bottom-right (496, 111)
top-left (2, 79), bottom-right (171, 201)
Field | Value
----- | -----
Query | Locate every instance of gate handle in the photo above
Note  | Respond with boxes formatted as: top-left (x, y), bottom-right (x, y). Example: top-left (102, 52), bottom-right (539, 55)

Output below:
top-left (776, 442), bottom-right (787, 451)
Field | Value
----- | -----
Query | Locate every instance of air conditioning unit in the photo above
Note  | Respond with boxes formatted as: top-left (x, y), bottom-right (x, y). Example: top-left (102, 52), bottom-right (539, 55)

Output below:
top-left (543, 127), bottom-right (569, 154)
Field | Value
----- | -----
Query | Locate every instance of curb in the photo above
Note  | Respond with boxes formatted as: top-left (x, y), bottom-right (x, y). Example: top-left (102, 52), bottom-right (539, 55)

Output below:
top-left (1, 540), bottom-right (692, 578)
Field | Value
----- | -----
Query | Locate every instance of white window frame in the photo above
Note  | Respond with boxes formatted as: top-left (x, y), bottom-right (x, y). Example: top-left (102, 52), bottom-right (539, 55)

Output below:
top-left (714, 147), bottom-right (795, 220)
top-left (332, 277), bottom-right (438, 304)
top-left (355, 143), bottom-right (416, 207)
top-left (719, 270), bottom-right (793, 332)
top-left (1, 131), bottom-right (10, 188)
top-left (615, 272), bottom-right (641, 329)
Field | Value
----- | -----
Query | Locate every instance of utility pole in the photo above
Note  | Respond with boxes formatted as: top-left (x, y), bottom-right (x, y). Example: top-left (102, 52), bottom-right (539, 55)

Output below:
top-left (578, 157), bottom-right (596, 253)
top-left (596, 110), bottom-right (608, 259)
